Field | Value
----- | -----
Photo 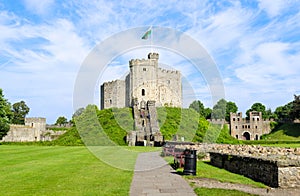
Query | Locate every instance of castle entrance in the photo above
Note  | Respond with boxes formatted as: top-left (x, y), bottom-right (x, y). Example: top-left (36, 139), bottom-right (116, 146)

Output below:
top-left (243, 132), bottom-right (250, 140)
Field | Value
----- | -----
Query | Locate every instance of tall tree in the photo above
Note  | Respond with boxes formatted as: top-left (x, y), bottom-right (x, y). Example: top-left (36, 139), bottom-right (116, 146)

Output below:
top-left (246, 102), bottom-right (268, 120)
top-left (274, 103), bottom-right (293, 121)
top-left (189, 100), bottom-right (211, 119)
top-left (212, 99), bottom-right (227, 119)
top-left (11, 101), bottom-right (30, 124)
top-left (55, 116), bottom-right (68, 126)
top-left (211, 99), bottom-right (238, 121)
top-left (291, 95), bottom-right (300, 120)
top-left (0, 89), bottom-right (13, 139)
top-left (226, 101), bottom-right (238, 121)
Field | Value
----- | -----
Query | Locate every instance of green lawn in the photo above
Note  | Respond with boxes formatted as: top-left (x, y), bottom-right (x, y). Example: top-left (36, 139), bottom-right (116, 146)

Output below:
top-left (164, 156), bottom-right (266, 188)
top-left (260, 143), bottom-right (300, 148)
top-left (262, 123), bottom-right (300, 141)
top-left (0, 145), bottom-right (159, 196)
top-left (191, 161), bottom-right (267, 188)
top-left (194, 187), bottom-right (258, 196)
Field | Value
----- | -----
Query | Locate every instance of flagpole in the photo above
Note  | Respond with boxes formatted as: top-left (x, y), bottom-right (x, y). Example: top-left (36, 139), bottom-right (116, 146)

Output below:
top-left (151, 26), bottom-right (153, 53)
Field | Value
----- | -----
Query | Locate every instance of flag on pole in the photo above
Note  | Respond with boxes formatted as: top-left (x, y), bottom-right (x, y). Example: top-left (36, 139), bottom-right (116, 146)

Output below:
top-left (141, 26), bottom-right (152, 39)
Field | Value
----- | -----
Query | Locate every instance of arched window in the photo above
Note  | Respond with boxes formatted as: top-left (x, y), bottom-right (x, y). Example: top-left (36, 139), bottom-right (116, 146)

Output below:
top-left (142, 89), bottom-right (145, 96)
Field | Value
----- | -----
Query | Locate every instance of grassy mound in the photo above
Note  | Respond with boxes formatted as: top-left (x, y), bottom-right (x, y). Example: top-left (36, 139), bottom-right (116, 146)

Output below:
top-left (0, 106), bottom-right (239, 146)
top-left (261, 123), bottom-right (300, 141)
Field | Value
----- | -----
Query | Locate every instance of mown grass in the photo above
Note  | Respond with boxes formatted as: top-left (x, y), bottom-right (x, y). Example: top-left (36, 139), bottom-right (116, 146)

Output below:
top-left (194, 187), bottom-right (258, 196)
top-left (261, 123), bottom-right (300, 141)
top-left (191, 161), bottom-right (267, 188)
top-left (0, 145), bottom-right (158, 196)
top-left (260, 143), bottom-right (300, 148)
top-left (164, 157), bottom-right (266, 189)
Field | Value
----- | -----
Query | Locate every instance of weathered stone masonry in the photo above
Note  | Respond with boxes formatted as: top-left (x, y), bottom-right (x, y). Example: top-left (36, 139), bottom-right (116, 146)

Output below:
top-left (1, 117), bottom-right (65, 142)
top-left (230, 111), bottom-right (271, 140)
top-left (100, 53), bottom-right (182, 109)
top-left (173, 144), bottom-right (300, 188)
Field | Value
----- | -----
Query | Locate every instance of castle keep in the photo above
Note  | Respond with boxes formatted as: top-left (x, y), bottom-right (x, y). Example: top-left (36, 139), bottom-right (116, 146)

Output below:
top-left (100, 53), bottom-right (182, 109)
top-left (101, 53), bottom-right (181, 146)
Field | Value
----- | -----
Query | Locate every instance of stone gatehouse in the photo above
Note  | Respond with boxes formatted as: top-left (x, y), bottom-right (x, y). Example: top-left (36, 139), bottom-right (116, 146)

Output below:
top-left (100, 53), bottom-right (182, 109)
top-left (229, 111), bottom-right (271, 140)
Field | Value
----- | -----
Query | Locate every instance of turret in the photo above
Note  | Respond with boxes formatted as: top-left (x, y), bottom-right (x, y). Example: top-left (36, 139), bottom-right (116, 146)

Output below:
top-left (148, 53), bottom-right (159, 60)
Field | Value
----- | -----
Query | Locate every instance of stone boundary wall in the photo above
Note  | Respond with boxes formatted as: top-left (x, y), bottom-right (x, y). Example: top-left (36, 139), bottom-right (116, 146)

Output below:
top-left (174, 143), bottom-right (300, 188)
top-left (210, 152), bottom-right (279, 187)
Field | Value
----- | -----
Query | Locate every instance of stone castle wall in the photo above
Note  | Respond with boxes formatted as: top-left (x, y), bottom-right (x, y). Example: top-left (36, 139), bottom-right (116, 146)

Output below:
top-left (2, 117), bottom-right (46, 142)
top-left (100, 53), bottom-right (182, 109)
top-left (157, 68), bottom-right (181, 107)
top-left (3, 124), bottom-right (39, 142)
top-left (1, 117), bottom-right (65, 142)
top-left (100, 80), bottom-right (126, 109)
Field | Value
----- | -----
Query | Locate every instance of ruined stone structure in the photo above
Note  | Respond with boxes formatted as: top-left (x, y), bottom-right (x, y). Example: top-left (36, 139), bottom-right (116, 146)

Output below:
top-left (126, 100), bottom-right (163, 146)
top-left (229, 111), bottom-right (271, 140)
top-left (1, 117), bottom-right (65, 142)
top-left (100, 53), bottom-right (182, 109)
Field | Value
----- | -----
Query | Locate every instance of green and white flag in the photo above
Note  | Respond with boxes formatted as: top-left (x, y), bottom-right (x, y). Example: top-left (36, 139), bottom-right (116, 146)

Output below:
top-left (141, 26), bottom-right (152, 39)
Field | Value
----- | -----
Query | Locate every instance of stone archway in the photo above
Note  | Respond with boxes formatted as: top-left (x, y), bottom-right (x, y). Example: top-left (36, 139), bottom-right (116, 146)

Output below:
top-left (243, 132), bottom-right (251, 140)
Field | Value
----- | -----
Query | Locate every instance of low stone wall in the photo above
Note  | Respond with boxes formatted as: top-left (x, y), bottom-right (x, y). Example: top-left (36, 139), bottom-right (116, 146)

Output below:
top-left (210, 152), bottom-right (280, 187)
top-left (174, 143), bottom-right (300, 188)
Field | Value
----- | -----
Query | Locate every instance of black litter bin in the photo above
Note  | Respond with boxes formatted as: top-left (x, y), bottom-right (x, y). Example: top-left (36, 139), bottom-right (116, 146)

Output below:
top-left (183, 149), bottom-right (197, 175)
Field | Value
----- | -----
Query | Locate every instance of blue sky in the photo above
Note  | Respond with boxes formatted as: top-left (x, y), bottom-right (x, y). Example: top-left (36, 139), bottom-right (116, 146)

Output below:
top-left (1, 0), bottom-right (300, 124)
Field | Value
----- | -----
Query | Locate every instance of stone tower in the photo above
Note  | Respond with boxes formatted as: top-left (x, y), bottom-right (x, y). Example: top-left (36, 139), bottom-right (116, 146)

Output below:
top-left (100, 53), bottom-right (182, 109)
top-left (129, 53), bottom-right (158, 106)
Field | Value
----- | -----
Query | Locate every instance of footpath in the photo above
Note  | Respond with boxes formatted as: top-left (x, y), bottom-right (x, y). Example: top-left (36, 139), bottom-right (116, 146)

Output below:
top-left (130, 151), bottom-right (196, 196)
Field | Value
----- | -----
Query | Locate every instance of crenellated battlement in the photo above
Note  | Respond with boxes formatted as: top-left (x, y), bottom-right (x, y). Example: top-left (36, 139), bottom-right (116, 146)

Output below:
top-left (129, 53), bottom-right (159, 67)
top-left (101, 52), bottom-right (182, 110)
top-left (103, 79), bottom-right (123, 85)
top-left (148, 52), bottom-right (159, 60)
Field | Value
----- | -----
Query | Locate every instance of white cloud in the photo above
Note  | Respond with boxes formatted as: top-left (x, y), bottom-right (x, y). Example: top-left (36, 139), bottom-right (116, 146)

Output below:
top-left (257, 0), bottom-right (287, 17)
top-left (22, 0), bottom-right (54, 15)
top-left (1, 0), bottom-right (300, 122)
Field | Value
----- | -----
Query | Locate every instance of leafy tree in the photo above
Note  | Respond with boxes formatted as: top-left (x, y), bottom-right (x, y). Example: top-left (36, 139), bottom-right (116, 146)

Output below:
top-left (70, 107), bottom-right (85, 124)
top-left (55, 116), bottom-right (68, 126)
top-left (225, 101), bottom-right (238, 121)
top-left (204, 108), bottom-right (212, 119)
top-left (11, 100), bottom-right (30, 124)
top-left (212, 99), bottom-right (227, 119)
top-left (246, 102), bottom-right (268, 120)
top-left (211, 99), bottom-right (238, 121)
top-left (291, 95), bottom-right (300, 120)
top-left (0, 89), bottom-right (13, 139)
top-left (274, 102), bottom-right (293, 121)
top-left (189, 100), bottom-right (205, 114)
top-left (189, 100), bottom-right (211, 118)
